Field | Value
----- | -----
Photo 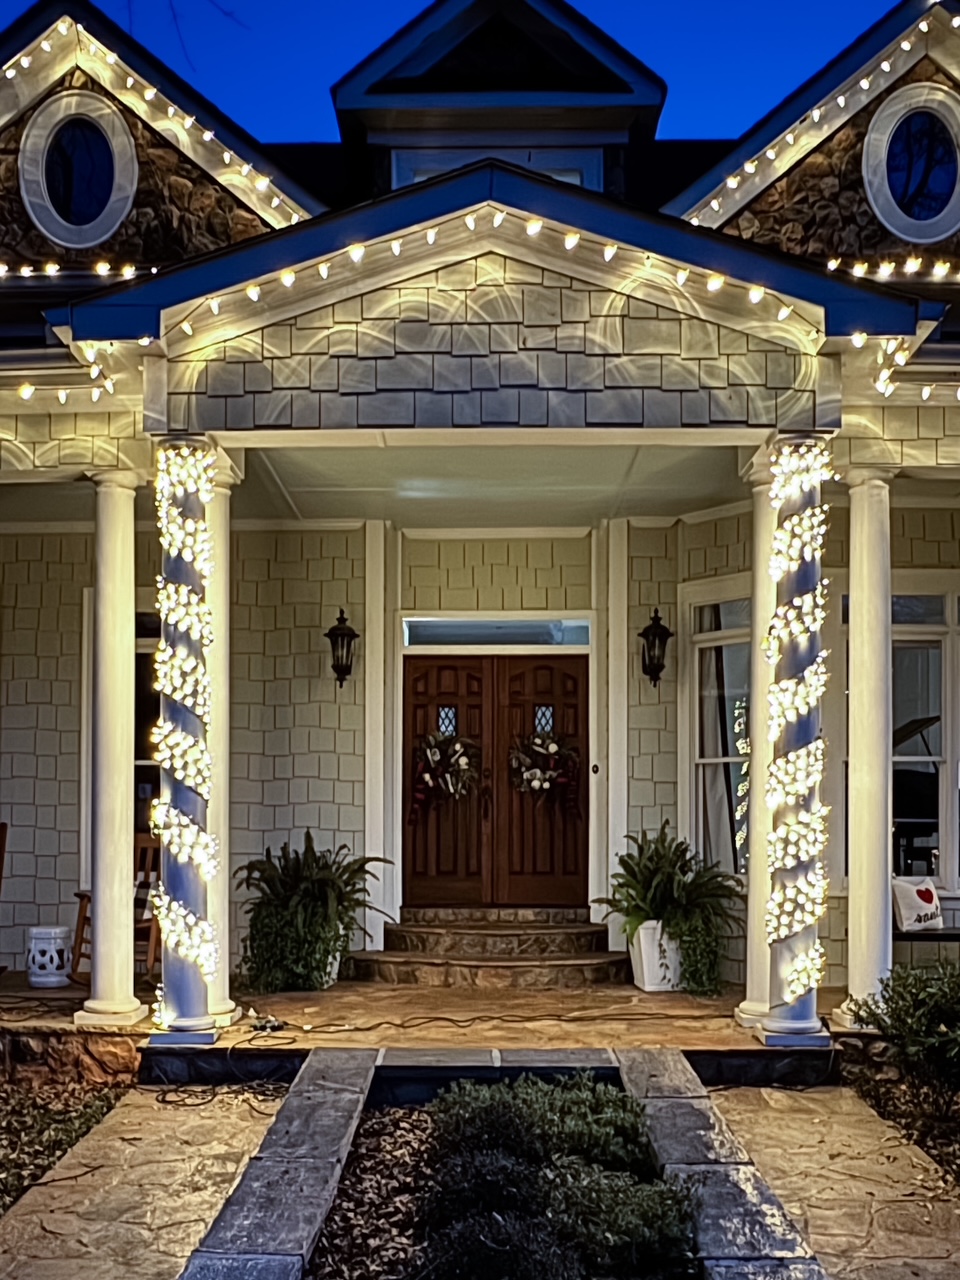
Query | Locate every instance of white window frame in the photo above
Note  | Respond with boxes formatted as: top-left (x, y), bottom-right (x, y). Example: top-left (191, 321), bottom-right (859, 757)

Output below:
top-left (391, 146), bottom-right (602, 191)
top-left (677, 572), bottom-right (751, 871)
top-left (836, 568), bottom-right (959, 894)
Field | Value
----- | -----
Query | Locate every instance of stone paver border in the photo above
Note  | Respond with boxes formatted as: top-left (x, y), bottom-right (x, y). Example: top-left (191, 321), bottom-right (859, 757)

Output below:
top-left (181, 1046), bottom-right (833, 1279)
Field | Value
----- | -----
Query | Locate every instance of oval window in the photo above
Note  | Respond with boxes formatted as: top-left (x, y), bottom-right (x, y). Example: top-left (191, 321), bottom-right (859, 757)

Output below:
top-left (44, 117), bottom-right (115, 227)
top-left (886, 109), bottom-right (958, 221)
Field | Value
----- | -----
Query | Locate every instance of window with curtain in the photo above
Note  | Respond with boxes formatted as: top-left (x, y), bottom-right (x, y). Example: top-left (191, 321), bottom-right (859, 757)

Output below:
top-left (694, 600), bottom-right (751, 874)
top-left (892, 641), bottom-right (942, 877)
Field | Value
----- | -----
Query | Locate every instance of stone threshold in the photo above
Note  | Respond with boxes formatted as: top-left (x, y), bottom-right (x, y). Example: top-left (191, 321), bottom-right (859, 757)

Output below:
top-left (181, 1047), bottom-right (832, 1280)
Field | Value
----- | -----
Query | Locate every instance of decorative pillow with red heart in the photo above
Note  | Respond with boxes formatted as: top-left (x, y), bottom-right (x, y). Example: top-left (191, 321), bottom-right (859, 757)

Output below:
top-left (892, 877), bottom-right (943, 932)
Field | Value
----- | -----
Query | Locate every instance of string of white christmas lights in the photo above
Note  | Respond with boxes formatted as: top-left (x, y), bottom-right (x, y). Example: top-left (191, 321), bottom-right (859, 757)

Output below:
top-left (150, 442), bottom-right (219, 1031)
top-left (763, 437), bottom-right (834, 1021)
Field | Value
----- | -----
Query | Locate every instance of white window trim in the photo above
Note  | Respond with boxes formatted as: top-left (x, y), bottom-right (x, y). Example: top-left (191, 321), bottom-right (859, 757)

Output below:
top-left (862, 82), bottom-right (960, 245)
top-left (676, 572), bottom-right (751, 859)
top-left (391, 146), bottom-right (602, 191)
top-left (19, 89), bottom-right (138, 249)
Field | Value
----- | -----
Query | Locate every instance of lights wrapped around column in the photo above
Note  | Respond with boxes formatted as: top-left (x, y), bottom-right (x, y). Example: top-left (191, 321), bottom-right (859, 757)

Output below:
top-left (761, 437), bottom-right (835, 1032)
top-left (149, 442), bottom-right (219, 1033)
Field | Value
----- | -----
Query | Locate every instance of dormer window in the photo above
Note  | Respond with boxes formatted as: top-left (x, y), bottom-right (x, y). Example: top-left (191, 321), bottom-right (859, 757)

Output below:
top-left (863, 83), bottom-right (960, 244)
top-left (19, 90), bottom-right (138, 249)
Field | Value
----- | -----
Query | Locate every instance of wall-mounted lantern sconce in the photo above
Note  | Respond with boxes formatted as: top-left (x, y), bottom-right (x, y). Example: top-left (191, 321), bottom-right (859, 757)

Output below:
top-left (325, 608), bottom-right (359, 688)
top-left (638, 608), bottom-right (673, 688)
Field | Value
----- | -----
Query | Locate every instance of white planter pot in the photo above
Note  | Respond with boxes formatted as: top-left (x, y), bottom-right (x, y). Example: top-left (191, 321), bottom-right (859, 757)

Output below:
top-left (629, 921), bottom-right (681, 992)
top-left (26, 925), bottom-right (72, 988)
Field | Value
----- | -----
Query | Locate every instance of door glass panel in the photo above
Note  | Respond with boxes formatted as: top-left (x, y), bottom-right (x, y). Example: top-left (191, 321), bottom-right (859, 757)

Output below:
top-left (534, 704), bottom-right (554, 734)
top-left (438, 705), bottom-right (457, 736)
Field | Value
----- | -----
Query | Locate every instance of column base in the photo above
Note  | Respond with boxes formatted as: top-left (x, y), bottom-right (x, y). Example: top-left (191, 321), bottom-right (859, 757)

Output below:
top-left (75, 1002), bottom-right (149, 1028)
top-left (147, 1028), bottom-right (220, 1046)
top-left (212, 1004), bottom-right (243, 1027)
top-left (753, 1024), bottom-right (832, 1047)
top-left (830, 997), bottom-right (870, 1030)
top-left (734, 999), bottom-right (769, 1028)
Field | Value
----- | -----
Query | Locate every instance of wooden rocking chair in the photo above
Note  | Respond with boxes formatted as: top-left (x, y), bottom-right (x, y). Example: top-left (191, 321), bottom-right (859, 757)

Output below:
top-left (70, 833), bottom-right (162, 986)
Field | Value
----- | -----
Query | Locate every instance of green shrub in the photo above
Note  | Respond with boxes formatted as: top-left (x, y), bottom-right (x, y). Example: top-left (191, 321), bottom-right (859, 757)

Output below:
top-left (595, 821), bottom-right (742, 996)
top-left (235, 832), bottom-right (385, 992)
top-left (413, 1212), bottom-right (585, 1280)
top-left (424, 1148), bottom-right (548, 1228)
top-left (549, 1158), bottom-right (697, 1277)
top-left (851, 961), bottom-right (960, 1119)
top-left (427, 1073), bottom-right (655, 1177)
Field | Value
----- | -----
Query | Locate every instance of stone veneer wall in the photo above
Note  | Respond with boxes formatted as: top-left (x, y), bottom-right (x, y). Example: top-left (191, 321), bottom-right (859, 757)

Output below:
top-left (167, 252), bottom-right (815, 433)
top-left (400, 536), bottom-right (591, 612)
top-left (228, 529), bottom-right (365, 966)
top-left (0, 532), bottom-right (91, 970)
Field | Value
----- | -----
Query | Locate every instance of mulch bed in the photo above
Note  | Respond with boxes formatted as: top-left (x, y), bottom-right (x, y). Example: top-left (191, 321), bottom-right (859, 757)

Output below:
top-left (0, 1081), bottom-right (124, 1214)
top-left (841, 1039), bottom-right (960, 1184)
top-left (309, 1107), bottom-right (433, 1280)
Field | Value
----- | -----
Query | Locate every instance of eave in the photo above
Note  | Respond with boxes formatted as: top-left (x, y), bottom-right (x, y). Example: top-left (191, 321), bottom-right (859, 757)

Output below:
top-left (47, 163), bottom-right (935, 352)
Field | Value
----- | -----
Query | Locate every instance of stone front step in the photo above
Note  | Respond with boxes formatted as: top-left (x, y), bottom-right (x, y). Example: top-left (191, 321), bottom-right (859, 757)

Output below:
top-left (400, 906), bottom-right (591, 925)
top-left (383, 922), bottom-right (610, 958)
top-left (348, 951), bottom-right (631, 988)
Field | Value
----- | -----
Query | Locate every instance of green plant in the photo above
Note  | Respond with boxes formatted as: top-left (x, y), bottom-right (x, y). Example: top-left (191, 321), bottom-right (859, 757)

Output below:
top-left (427, 1073), bottom-right (655, 1177)
top-left (850, 962), bottom-right (960, 1120)
top-left (235, 832), bottom-right (386, 992)
top-left (595, 821), bottom-right (742, 995)
top-left (414, 1212), bottom-right (585, 1280)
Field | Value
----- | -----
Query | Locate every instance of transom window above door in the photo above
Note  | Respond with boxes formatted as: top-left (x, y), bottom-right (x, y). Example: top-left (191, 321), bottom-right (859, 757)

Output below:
top-left (404, 618), bottom-right (590, 647)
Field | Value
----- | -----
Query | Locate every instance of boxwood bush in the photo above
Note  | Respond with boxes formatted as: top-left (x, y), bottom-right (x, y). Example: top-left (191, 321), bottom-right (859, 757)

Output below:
top-left (417, 1074), bottom-right (697, 1280)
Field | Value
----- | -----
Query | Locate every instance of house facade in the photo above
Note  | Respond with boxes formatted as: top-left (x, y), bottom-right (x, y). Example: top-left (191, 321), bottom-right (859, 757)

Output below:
top-left (0, 0), bottom-right (958, 1032)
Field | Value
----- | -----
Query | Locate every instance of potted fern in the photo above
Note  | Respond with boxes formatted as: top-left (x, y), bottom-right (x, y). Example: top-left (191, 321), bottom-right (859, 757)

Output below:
top-left (596, 822), bottom-right (742, 995)
top-left (235, 832), bottom-right (386, 992)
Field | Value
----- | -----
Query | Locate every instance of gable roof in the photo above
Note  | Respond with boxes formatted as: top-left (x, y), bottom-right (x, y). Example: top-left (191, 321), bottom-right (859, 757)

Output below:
top-left (662, 0), bottom-right (948, 223)
top-left (48, 160), bottom-right (935, 344)
top-left (0, 0), bottom-right (325, 227)
top-left (331, 0), bottom-right (666, 136)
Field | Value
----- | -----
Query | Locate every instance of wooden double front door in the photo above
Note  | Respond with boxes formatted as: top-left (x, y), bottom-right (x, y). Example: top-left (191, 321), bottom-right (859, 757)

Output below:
top-left (403, 655), bottom-right (589, 907)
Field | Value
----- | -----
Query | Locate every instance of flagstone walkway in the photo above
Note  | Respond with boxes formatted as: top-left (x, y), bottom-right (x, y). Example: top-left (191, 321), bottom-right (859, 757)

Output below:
top-left (0, 1085), bottom-right (284, 1280)
top-left (713, 1086), bottom-right (960, 1280)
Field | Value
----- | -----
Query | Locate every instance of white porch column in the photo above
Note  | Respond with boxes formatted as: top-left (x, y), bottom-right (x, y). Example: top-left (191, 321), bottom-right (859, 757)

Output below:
top-left (364, 519), bottom-right (391, 949)
top-left (736, 453), bottom-right (776, 1027)
top-left (206, 468), bottom-right (236, 1019)
top-left (76, 472), bottom-right (147, 1026)
top-left (837, 467), bottom-right (894, 1023)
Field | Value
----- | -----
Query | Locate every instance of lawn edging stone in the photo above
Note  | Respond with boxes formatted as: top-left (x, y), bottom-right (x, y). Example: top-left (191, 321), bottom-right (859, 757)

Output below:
top-left (616, 1048), bottom-right (831, 1278)
top-left (182, 1048), bottom-right (378, 1280)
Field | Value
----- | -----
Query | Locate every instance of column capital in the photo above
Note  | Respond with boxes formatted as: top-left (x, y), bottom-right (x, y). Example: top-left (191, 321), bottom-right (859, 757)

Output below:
top-left (842, 464), bottom-right (898, 489)
top-left (90, 468), bottom-right (141, 491)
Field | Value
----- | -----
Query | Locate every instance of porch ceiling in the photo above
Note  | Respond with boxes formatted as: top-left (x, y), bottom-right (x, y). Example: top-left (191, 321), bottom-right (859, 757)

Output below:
top-left (235, 441), bottom-right (746, 525)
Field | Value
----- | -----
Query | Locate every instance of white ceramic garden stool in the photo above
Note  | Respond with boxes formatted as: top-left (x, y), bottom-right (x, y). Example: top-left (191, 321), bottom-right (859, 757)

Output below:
top-left (26, 925), bottom-right (72, 988)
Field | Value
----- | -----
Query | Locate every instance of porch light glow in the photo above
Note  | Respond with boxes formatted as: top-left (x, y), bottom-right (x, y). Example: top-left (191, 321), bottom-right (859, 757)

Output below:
top-left (933, 261), bottom-right (950, 278)
top-left (904, 256), bottom-right (922, 273)
top-left (95, 261), bottom-right (110, 276)
top-left (564, 232), bottom-right (581, 250)
top-left (151, 442), bottom-right (219, 1032)
top-left (762, 437), bottom-right (834, 1030)
top-left (18, 383), bottom-right (34, 400)
top-left (748, 285), bottom-right (765, 303)
top-left (603, 244), bottom-right (618, 261)
top-left (245, 285), bottom-right (261, 301)
top-left (852, 262), bottom-right (867, 276)
top-left (348, 244), bottom-right (365, 263)
top-left (850, 331), bottom-right (867, 348)
top-left (827, 258), bottom-right (839, 270)
top-left (280, 270), bottom-right (296, 287)
top-left (526, 219), bottom-right (543, 236)
top-left (706, 273), bottom-right (724, 291)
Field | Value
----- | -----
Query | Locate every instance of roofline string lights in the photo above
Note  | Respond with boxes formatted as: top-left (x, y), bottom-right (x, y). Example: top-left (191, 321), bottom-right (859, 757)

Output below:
top-left (688, 10), bottom-right (945, 228)
top-left (149, 442), bottom-right (219, 1035)
top-left (760, 436), bottom-right (834, 1035)
top-left (0, 16), bottom-right (306, 243)
top-left (162, 203), bottom-right (820, 347)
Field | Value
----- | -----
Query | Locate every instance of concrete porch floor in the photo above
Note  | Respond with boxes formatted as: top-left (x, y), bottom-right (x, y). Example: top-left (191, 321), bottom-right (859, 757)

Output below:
top-left (0, 973), bottom-right (848, 1050)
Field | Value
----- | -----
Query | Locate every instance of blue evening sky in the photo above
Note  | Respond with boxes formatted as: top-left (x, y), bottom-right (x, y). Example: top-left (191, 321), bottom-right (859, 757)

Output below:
top-left (0, 0), bottom-right (898, 141)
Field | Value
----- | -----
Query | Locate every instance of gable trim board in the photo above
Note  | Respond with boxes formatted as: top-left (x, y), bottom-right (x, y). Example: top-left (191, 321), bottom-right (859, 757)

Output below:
top-left (331, 0), bottom-right (666, 131)
top-left (47, 162), bottom-right (935, 347)
top-left (0, 2), bottom-right (324, 229)
top-left (663, 0), bottom-right (953, 226)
